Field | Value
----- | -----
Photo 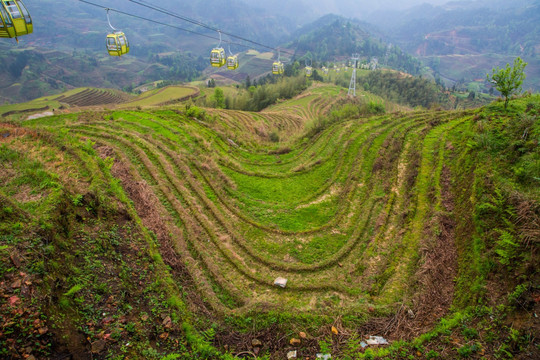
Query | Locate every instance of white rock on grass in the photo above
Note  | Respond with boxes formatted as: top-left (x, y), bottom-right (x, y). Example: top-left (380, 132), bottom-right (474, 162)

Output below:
top-left (366, 336), bottom-right (389, 345)
top-left (274, 277), bottom-right (288, 288)
top-left (287, 350), bottom-right (297, 359)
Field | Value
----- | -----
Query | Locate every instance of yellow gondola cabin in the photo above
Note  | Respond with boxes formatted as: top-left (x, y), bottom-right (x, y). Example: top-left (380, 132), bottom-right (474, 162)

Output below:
top-left (227, 54), bottom-right (238, 70)
top-left (106, 31), bottom-right (129, 57)
top-left (0, 0), bottom-right (32, 41)
top-left (211, 48), bottom-right (226, 67)
top-left (272, 61), bottom-right (284, 75)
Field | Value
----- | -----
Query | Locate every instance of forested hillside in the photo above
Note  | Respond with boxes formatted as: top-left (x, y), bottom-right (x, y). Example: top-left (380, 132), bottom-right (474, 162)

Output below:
top-left (372, 0), bottom-right (540, 57)
top-left (289, 15), bottom-right (421, 75)
top-left (369, 0), bottom-right (540, 91)
top-left (0, 45), bottom-right (208, 104)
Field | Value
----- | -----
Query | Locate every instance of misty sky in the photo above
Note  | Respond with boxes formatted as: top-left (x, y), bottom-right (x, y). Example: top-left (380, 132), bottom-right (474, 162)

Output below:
top-left (318, 0), bottom-right (451, 11)
top-left (240, 0), bottom-right (472, 24)
top-left (242, 0), bottom-right (456, 13)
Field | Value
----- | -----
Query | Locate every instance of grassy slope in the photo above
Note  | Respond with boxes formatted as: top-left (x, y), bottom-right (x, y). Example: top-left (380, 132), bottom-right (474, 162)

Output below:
top-left (0, 87), bottom-right (538, 359)
top-left (120, 86), bottom-right (199, 108)
top-left (0, 85), bottom-right (199, 119)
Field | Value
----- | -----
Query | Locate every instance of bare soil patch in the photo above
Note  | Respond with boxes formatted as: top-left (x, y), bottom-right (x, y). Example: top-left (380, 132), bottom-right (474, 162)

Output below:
top-left (11, 184), bottom-right (45, 203)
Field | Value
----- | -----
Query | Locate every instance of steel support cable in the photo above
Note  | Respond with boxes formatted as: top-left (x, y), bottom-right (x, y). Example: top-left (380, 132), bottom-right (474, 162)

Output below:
top-left (78, 0), bottom-right (247, 48)
top-left (127, 0), bottom-right (295, 56)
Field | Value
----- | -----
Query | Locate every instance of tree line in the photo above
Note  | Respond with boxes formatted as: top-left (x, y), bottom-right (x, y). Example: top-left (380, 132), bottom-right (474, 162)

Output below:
top-left (358, 71), bottom-right (439, 108)
top-left (205, 75), bottom-right (308, 112)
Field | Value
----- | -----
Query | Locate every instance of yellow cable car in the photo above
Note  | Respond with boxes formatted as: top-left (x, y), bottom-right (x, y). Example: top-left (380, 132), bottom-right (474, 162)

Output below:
top-left (227, 55), bottom-right (238, 70)
top-left (210, 30), bottom-right (226, 67)
top-left (105, 9), bottom-right (129, 57)
top-left (272, 49), bottom-right (284, 75)
top-left (0, 0), bottom-right (32, 42)
top-left (272, 61), bottom-right (284, 75)
top-left (106, 31), bottom-right (129, 57)
top-left (210, 47), bottom-right (226, 67)
top-left (226, 43), bottom-right (238, 70)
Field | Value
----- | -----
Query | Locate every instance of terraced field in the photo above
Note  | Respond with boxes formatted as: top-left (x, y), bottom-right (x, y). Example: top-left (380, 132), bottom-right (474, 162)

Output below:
top-left (22, 101), bottom-right (473, 316)
top-left (205, 85), bottom-right (408, 145)
top-left (4, 88), bottom-right (538, 359)
top-left (55, 88), bottom-right (132, 107)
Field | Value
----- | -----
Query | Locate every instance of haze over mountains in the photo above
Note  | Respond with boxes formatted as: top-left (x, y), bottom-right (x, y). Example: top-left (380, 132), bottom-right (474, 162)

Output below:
top-left (1, 0), bottom-right (538, 103)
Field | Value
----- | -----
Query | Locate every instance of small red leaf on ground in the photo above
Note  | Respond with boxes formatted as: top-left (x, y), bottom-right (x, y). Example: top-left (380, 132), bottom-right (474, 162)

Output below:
top-left (8, 296), bottom-right (20, 306)
top-left (11, 279), bottom-right (21, 289)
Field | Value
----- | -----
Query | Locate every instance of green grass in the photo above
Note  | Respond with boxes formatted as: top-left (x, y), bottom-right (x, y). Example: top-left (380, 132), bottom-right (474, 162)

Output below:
top-left (120, 86), bottom-right (197, 108)
top-left (0, 98), bottom-right (60, 116)
top-left (2, 86), bottom-right (538, 359)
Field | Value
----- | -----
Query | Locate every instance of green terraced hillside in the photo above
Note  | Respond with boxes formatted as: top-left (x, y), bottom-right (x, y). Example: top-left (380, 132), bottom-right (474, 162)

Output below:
top-left (1, 88), bottom-right (538, 359)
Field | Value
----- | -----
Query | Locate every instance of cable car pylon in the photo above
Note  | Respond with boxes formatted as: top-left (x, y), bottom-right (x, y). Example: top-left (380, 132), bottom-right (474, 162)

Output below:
top-left (348, 53), bottom-right (360, 97)
top-left (305, 57), bottom-right (313, 77)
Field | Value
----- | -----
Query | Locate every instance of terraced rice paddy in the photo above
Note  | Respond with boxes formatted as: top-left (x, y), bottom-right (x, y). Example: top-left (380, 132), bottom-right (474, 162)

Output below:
top-left (55, 88), bottom-right (132, 107)
top-left (24, 94), bottom-right (474, 317)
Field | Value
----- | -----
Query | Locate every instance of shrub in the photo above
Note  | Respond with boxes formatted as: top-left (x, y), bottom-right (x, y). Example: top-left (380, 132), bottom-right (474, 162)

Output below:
top-left (365, 101), bottom-right (385, 114)
top-left (185, 105), bottom-right (206, 120)
top-left (269, 131), bottom-right (280, 142)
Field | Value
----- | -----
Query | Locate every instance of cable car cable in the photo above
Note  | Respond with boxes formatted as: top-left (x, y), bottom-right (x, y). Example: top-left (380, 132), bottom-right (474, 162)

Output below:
top-left (78, 0), bottom-right (245, 47)
top-left (127, 0), bottom-right (295, 56)
top-left (79, 0), bottom-right (293, 69)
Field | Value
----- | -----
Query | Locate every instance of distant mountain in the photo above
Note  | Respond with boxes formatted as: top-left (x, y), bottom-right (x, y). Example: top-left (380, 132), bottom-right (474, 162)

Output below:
top-left (370, 0), bottom-right (540, 58)
top-left (287, 15), bottom-right (422, 75)
top-left (364, 0), bottom-right (540, 91)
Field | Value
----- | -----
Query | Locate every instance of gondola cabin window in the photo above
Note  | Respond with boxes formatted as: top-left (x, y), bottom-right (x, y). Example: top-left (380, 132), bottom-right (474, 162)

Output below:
top-left (107, 37), bottom-right (118, 50)
top-left (5, 1), bottom-right (20, 19)
top-left (0, 5), bottom-right (12, 25)
top-left (0, 7), bottom-right (8, 27)
top-left (18, 1), bottom-right (30, 23)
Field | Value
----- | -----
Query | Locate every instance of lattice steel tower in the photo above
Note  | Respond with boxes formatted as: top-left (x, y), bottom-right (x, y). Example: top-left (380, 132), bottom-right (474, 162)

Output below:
top-left (348, 53), bottom-right (360, 97)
